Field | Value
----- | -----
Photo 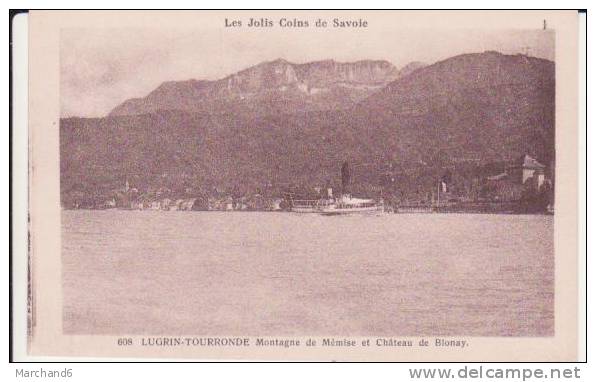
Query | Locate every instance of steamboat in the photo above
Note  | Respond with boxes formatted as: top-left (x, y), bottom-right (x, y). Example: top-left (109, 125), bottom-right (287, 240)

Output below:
top-left (289, 162), bottom-right (383, 215)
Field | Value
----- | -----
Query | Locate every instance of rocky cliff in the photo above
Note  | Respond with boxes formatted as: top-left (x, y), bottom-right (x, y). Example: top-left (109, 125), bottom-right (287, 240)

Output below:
top-left (109, 59), bottom-right (402, 116)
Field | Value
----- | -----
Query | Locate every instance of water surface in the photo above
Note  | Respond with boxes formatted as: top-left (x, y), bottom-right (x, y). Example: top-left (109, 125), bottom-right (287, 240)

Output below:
top-left (62, 211), bottom-right (554, 336)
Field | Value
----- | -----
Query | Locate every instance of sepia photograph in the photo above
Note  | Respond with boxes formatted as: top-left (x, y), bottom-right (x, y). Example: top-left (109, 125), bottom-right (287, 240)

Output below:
top-left (20, 10), bottom-right (582, 361)
top-left (59, 27), bottom-right (557, 337)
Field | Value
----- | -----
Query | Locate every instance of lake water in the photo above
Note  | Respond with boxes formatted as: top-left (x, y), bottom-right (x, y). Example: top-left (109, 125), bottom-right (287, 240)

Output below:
top-left (62, 210), bottom-right (553, 336)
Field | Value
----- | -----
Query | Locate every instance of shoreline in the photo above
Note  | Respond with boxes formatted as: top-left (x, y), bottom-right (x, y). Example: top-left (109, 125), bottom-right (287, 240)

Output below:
top-left (60, 207), bottom-right (554, 216)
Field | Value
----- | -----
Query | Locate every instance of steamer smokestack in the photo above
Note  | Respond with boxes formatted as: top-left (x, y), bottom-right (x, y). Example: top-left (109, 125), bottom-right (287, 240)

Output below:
top-left (341, 161), bottom-right (351, 195)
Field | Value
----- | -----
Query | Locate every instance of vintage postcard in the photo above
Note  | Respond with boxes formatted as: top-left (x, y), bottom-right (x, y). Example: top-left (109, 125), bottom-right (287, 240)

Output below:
top-left (19, 10), bottom-right (580, 361)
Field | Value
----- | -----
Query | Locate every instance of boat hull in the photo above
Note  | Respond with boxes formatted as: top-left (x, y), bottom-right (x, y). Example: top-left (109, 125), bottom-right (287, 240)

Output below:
top-left (291, 206), bottom-right (323, 213)
top-left (320, 205), bottom-right (384, 216)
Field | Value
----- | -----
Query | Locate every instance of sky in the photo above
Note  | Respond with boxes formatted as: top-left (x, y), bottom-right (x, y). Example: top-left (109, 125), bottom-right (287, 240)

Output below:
top-left (60, 27), bottom-right (554, 118)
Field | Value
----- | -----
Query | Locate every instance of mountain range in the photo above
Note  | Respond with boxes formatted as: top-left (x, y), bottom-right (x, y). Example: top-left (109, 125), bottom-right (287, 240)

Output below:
top-left (109, 59), bottom-right (421, 116)
top-left (61, 51), bottom-right (555, 205)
